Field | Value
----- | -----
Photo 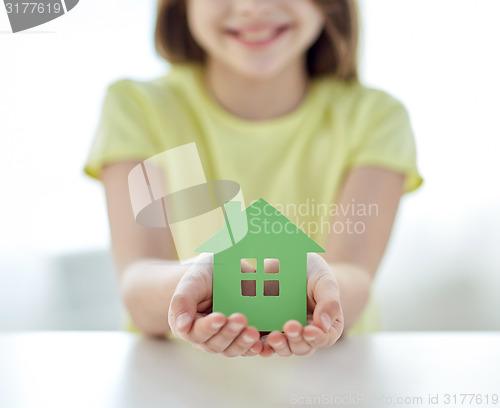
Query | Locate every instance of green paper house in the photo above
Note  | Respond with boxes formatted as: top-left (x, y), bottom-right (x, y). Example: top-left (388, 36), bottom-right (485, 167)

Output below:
top-left (196, 198), bottom-right (325, 331)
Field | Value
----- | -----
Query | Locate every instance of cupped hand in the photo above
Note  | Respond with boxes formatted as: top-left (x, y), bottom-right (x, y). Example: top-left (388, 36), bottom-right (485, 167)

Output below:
top-left (168, 254), bottom-right (264, 357)
top-left (261, 253), bottom-right (344, 356)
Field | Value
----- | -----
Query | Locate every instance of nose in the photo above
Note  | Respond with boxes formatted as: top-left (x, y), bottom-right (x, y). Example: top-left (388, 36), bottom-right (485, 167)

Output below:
top-left (233, 0), bottom-right (275, 18)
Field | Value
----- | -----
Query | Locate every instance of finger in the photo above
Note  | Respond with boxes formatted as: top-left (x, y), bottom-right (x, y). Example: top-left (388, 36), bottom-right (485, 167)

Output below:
top-left (259, 342), bottom-right (275, 358)
top-left (283, 320), bottom-right (313, 356)
top-left (311, 277), bottom-right (342, 334)
top-left (242, 342), bottom-right (263, 357)
top-left (266, 331), bottom-right (292, 357)
top-left (168, 256), bottom-right (214, 336)
top-left (168, 293), bottom-right (197, 337)
top-left (312, 300), bottom-right (343, 341)
top-left (222, 327), bottom-right (260, 357)
top-left (304, 321), bottom-right (343, 349)
top-left (188, 312), bottom-right (227, 343)
top-left (302, 324), bottom-right (331, 348)
top-left (203, 313), bottom-right (247, 353)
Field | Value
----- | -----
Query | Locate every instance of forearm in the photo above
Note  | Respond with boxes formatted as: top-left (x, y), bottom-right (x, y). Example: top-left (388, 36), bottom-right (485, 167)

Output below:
top-left (119, 259), bottom-right (372, 337)
top-left (119, 259), bottom-right (187, 337)
top-left (328, 263), bottom-right (372, 332)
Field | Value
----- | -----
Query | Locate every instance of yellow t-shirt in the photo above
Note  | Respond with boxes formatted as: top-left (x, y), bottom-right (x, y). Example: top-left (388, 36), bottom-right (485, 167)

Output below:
top-left (84, 63), bottom-right (423, 336)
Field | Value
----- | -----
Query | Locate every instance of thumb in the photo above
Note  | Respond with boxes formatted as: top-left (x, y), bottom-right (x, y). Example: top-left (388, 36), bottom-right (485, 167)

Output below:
top-left (168, 255), bottom-right (213, 335)
top-left (169, 291), bottom-right (197, 335)
top-left (311, 276), bottom-right (342, 333)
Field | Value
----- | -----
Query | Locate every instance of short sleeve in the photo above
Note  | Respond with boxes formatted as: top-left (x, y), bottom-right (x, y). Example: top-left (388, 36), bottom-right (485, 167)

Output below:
top-left (347, 90), bottom-right (423, 194)
top-left (83, 80), bottom-right (158, 181)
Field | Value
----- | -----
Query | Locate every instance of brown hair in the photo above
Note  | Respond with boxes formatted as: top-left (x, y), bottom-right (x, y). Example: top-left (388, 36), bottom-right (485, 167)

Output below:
top-left (155, 0), bottom-right (358, 81)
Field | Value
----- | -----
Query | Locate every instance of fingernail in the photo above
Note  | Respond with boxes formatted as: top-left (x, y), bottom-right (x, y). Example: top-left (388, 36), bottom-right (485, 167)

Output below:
top-left (228, 321), bottom-right (244, 331)
top-left (304, 336), bottom-right (316, 342)
top-left (176, 313), bottom-right (191, 330)
top-left (211, 320), bottom-right (225, 330)
top-left (288, 331), bottom-right (299, 338)
top-left (273, 341), bottom-right (284, 348)
top-left (250, 346), bottom-right (259, 352)
top-left (242, 334), bottom-right (254, 343)
top-left (321, 313), bottom-right (332, 331)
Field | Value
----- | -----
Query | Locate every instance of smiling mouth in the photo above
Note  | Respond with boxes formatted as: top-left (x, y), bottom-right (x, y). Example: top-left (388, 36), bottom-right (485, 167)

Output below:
top-left (225, 24), bottom-right (291, 46)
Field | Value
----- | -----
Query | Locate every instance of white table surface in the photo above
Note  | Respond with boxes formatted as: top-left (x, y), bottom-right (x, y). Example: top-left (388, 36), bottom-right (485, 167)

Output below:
top-left (0, 332), bottom-right (499, 408)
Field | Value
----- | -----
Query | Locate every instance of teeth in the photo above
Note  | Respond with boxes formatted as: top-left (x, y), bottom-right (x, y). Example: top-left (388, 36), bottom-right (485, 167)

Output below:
top-left (237, 28), bottom-right (278, 42)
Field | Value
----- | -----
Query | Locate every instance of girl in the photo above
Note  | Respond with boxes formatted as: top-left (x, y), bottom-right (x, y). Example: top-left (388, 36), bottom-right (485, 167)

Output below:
top-left (84, 0), bottom-right (422, 357)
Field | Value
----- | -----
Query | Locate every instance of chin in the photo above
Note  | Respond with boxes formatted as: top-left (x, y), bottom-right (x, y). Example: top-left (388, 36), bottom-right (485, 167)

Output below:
top-left (231, 60), bottom-right (290, 81)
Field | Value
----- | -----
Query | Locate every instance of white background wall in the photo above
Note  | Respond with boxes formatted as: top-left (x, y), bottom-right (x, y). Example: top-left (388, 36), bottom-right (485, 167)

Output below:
top-left (0, 0), bottom-right (499, 331)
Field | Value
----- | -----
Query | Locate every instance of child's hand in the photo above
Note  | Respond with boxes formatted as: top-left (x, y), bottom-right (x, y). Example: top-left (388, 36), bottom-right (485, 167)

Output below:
top-left (168, 253), bottom-right (263, 357)
top-left (261, 253), bottom-right (344, 357)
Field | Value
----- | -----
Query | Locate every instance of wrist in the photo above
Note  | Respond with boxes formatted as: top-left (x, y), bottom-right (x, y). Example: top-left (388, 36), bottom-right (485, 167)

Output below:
top-left (328, 262), bottom-right (372, 285)
top-left (119, 259), bottom-right (186, 336)
top-left (327, 262), bottom-right (373, 331)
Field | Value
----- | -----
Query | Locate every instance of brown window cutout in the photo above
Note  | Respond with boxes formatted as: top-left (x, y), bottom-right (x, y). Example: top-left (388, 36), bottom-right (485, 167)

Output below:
top-left (241, 280), bottom-right (256, 297)
top-left (264, 280), bottom-right (279, 296)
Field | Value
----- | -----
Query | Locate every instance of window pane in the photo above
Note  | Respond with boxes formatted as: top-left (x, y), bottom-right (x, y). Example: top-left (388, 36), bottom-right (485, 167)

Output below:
top-left (264, 258), bottom-right (279, 274)
top-left (241, 280), bottom-right (256, 296)
top-left (264, 280), bottom-right (279, 296)
top-left (241, 258), bottom-right (256, 273)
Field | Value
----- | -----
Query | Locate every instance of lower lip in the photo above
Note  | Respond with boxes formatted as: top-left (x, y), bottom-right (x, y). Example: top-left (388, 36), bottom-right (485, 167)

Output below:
top-left (226, 26), bottom-right (290, 49)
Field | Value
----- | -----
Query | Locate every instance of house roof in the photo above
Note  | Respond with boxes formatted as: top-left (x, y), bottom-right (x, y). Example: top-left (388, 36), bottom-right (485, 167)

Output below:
top-left (196, 198), bottom-right (325, 254)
